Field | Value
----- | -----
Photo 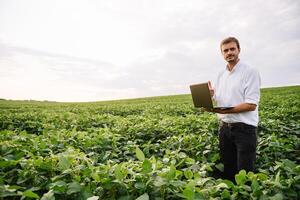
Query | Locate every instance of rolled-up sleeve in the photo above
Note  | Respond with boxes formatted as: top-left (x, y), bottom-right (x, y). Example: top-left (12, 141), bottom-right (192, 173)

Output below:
top-left (244, 68), bottom-right (261, 105)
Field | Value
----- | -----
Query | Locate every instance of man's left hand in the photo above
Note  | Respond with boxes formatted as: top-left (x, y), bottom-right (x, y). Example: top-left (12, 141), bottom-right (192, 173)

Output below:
top-left (210, 103), bottom-right (256, 114)
top-left (212, 108), bottom-right (233, 114)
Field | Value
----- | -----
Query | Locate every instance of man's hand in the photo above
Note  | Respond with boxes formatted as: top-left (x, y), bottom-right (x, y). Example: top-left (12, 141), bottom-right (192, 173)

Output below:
top-left (211, 103), bottom-right (256, 114)
top-left (208, 81), bottom-right (214, 97)
top-left (200, 107), bottom-right (236, 114)
top-left (200, 107), bottom-right (232, 114)
top-left (212, 108), bottom-right (233, 114)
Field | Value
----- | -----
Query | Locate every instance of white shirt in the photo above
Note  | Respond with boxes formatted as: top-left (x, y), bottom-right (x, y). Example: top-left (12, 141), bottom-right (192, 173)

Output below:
top-left (213, 61), bottom-right (261, 127)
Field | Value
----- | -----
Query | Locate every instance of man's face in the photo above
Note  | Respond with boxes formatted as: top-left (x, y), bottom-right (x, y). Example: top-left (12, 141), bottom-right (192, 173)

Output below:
top-left (221, 42), bottom-right (240, 63)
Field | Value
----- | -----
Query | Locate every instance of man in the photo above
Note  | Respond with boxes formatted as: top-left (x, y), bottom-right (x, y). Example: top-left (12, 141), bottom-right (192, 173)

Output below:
top-left (207, 37), bottom-right (261, 182)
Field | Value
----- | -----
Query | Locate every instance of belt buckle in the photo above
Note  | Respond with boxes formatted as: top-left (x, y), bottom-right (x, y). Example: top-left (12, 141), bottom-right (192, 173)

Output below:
top-left (222, 121), bottom-right (237, 128)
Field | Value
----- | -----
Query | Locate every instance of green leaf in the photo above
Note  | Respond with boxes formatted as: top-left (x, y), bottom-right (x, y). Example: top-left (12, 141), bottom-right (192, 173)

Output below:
top-left (115, 164), bottom-right (125, 181)
top-left (215, 183), bottom-right (229, 191)
top-left (247, 171), bottom-right (255, 180)
top-left (170, 180), bottom-right (186, 187)
top-left (0, 160), bottom-right (18, 168)
top-left (67, 182), bottom-right (82, 195)
top-left (251, 179), bottom-right (259, 192)
top-left (118, 195), bottom-right (133, 200)
top-left (6, 185), bottom-right (25, 192)
top-left (49, 181), bottom-right (67, 193)
top-left (270, 193), bottom-right (284, 200)
top-left (185, 158), bottom-right (195, 165)
top-left (22, 190), bottom-right (40, 199)
top-left (178, 152), bottom-right (187, 158)
top-left (186, 180), bottom-right (196, 188)
top-left (235, 170), bottom-right (247, 185)
top-left (221, 189), bottom-right (230, 199)
top-left (222, 180), bottom-right (235, 189)
top-left (58, 155), bottom-right (71, 170)
top-left (275, 171), bottom-right (281, 183)
top-left (184, 169), bottom-right (193, 179)
top-left (142, 159), bottom-right (152, 173)
top-left (91, 173), bottom-right (101, 182)
top-left (167, 165), bottom-right (176, 180)
top-left (257, 173), bottom-right (268, 181)
top-left (282, 159), bottom-right (296, 169)
top-left (153, 176), bottom-right (166, 187)
top-left (183, 187), bottom-right (194, 200)
top-left (87, 196), bottom-right (100, 200)
top-left (136, 193), bottom-right (149, 200)
top-left (215, 163), bottom-right (224, 172)
top-left (242, 184), bottom-right (252, 192)
top-left (41, 190), bottom-right (55, 200)
top-left (136, 147), bottom-right (145, 161)
top-left (134, 182), bottom-right (145, 189)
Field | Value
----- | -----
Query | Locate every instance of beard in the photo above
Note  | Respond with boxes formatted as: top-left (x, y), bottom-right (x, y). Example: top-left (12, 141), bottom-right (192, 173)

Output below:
top-left (226, 55), bottom-right (238, 63)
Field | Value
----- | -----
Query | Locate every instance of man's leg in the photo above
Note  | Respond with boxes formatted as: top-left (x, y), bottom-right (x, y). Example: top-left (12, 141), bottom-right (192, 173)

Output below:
top-left (235, 124), bottom-right (257, 172)
top-left (219, 125), bottom-right (237, 182)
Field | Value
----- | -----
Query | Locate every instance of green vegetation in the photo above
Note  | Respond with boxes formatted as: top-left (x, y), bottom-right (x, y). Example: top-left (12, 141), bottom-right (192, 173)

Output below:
top-left (0, 86), bottom-right (299, 200)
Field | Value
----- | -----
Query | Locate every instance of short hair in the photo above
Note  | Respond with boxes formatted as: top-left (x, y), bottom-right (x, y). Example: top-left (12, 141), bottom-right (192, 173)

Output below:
top-left (220, 37), bottom-right (240, 51)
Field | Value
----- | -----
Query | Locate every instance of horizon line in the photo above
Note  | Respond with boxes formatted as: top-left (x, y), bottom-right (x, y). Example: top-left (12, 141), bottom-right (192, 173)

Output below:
top-left (1, 84), bottom-right (299, 104)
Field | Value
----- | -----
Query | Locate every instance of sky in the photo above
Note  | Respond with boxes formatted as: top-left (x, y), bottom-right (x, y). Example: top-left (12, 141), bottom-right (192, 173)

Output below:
top-left (0, 0), bottom-right (299, 102)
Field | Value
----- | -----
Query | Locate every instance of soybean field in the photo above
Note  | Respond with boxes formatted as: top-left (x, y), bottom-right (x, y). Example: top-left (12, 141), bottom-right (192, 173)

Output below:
top-left (0, 86), bottom-right (299, 200)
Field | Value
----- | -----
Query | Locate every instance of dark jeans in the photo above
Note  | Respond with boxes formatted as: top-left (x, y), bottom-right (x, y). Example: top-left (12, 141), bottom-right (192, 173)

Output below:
top-left (219, 121), bottom-right (257, 182)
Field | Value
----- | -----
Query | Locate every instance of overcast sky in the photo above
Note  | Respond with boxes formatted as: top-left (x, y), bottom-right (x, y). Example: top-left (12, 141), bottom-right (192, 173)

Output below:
top-left (0, 0), bottom-right (299, 102)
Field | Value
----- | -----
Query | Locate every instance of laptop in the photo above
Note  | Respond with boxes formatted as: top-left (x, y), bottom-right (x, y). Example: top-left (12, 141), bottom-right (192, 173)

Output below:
top-left (189, 82), bottom-right (233, 110)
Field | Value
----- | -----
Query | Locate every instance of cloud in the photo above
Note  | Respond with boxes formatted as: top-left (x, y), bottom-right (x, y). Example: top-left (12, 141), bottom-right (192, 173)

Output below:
top-left (0, 43), bottom-right (132, 101)
top-left (0, 0), bottom-right (299, 101)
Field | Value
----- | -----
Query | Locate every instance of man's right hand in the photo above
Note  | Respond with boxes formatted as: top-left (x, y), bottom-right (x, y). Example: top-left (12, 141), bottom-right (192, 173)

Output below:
top-left (208, 81), bottom-right (214, 97)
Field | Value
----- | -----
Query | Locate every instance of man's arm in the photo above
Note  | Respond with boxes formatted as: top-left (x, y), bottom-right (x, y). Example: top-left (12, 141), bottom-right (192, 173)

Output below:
top-left (212, 103), bottom-right (256, 114)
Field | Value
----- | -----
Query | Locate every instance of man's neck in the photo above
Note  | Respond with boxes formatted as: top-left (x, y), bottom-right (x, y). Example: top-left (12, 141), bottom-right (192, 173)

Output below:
top-left (227, 59), bottom-right (240, 71)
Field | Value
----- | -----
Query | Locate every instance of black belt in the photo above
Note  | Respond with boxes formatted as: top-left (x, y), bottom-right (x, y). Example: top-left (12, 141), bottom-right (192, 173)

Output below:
top-left (221, 121), bottom-right (255, 129)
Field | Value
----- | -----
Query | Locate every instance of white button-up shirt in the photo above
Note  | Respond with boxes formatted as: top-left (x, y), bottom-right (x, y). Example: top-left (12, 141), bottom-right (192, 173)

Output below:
top-left (213, 61), bottom-right (261, 127)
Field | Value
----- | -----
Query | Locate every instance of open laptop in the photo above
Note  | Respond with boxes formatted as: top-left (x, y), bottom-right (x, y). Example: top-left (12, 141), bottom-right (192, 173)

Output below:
top-left (189, 82), bottom-right (233, 110)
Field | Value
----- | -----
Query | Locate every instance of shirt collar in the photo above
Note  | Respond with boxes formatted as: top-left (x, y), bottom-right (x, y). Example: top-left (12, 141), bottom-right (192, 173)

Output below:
top-left (226, 60), bottom-right (241, 73)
